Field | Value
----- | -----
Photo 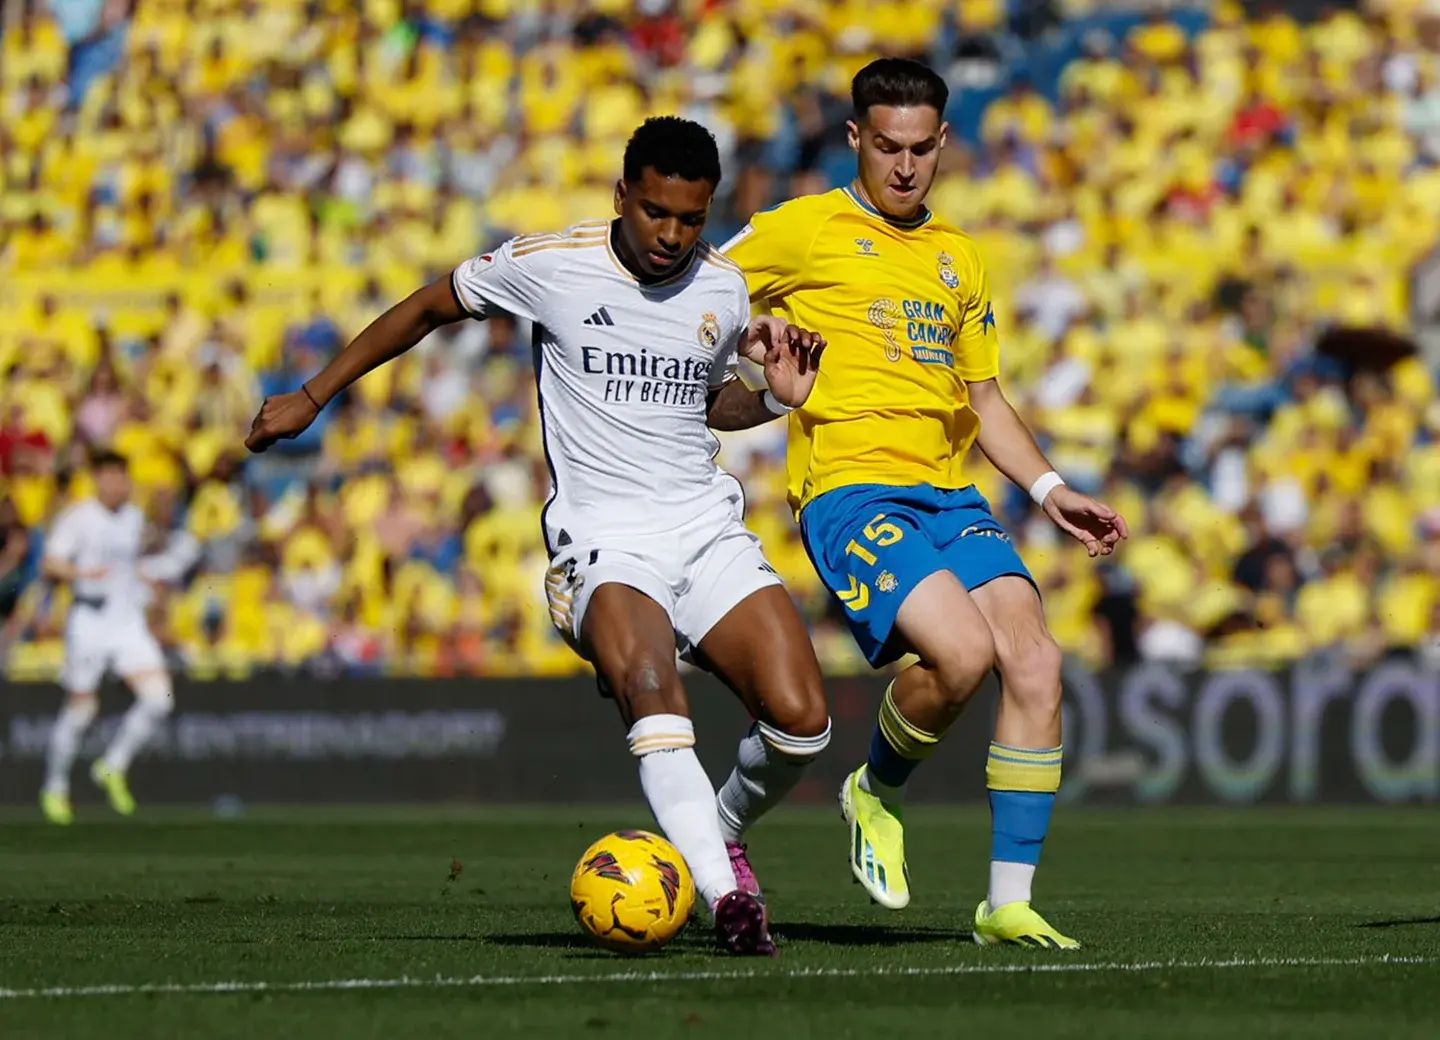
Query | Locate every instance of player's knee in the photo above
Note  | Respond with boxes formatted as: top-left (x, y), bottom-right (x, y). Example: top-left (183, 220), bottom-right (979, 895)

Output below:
top-left (129, 671), bottom-right (175, 714)
top-left (65, 694), bottom-right (99, 724)
top-left (999, 630), bottom-right (1063, 714)
top-left (932, 627), bottom-right (996, 706)
top-left (761, 672), bottom-right (830, 741)
top-left (756, 672), bottom-right (832, 759)
top-left (609, 653), bottom-right (683, 717)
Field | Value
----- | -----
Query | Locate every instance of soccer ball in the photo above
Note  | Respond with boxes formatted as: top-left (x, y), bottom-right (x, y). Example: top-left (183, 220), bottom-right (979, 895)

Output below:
top-left (570, 829), bottom-right (695, 954)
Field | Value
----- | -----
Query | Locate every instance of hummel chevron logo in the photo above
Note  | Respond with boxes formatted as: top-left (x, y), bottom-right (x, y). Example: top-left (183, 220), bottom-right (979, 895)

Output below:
top-left (583, 307), bottom-right (616, 326)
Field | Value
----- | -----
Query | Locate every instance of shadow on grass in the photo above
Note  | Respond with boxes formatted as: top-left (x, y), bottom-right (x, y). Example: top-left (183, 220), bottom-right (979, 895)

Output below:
top-left (1357, 916), bottom-right (1440, 929)
top-left (772, 921), bottom-right (959, 946)
top-left (484, 920), bottom-right (959, 955)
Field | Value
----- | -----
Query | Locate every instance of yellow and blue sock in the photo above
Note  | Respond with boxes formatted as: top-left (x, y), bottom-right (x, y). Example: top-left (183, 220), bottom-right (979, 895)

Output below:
top-left (860, 683), bottom-right (944, 802)
top-left (986, 742), bottom-right (1062, 909)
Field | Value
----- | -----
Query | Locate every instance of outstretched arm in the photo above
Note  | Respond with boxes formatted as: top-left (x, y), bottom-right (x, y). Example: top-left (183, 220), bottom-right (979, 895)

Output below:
top-left (968, 377), bottom-right (1128, 557)
top-left (246, 278), bottom-right (465, 452)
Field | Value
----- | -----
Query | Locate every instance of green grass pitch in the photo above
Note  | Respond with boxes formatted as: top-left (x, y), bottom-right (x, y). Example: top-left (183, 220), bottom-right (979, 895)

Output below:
top-left (1, 806), bottom-right (1437, 1038)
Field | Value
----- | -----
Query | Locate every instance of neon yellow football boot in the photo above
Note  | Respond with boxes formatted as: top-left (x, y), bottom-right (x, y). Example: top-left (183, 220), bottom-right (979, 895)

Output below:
top-left (972, 900), bottom-right (1080, 950)
top-left (839, 766), bottom-right (910, 910)
top-left (91, 760), bottom-right (136, 816)
top-left (40, 790), bottom-right (73, 825)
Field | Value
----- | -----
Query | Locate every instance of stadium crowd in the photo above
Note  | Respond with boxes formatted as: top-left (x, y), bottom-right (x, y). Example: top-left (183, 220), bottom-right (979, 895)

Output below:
top-left (2, 0), bottom-right (1439, 679)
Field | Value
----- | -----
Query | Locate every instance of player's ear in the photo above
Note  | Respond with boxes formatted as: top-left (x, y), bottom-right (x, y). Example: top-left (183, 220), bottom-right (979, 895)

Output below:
top-left (613, 178), bottom-right (627, 216)
top-left (938, 121), bottom-right (950, 151)
top-left (846, 119), bottom-right (860, 153)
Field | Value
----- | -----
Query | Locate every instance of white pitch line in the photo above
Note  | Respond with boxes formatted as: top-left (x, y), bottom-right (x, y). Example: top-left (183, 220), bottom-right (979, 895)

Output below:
top-left (0, 954), bottom-right (1433, 1000)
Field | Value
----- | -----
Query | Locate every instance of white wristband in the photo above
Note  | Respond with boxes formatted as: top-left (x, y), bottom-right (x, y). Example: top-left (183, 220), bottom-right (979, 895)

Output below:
top-left (762, 390), bottom-right (794, 415)
top-left (1029, 470), bottom-right (1065, 507)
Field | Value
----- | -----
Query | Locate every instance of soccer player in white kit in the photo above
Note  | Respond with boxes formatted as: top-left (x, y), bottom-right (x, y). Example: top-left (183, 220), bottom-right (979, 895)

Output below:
top-left (40, 451), bottom-right (199, 824)
top-left (247, 118), bottom-right (833, 956)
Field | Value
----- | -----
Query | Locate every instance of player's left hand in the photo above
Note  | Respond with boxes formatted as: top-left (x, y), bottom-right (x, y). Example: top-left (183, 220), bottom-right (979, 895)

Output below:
top-left (246, 390), bottom-right (321, 453)
top-left (1043, 486), bottom-right (1129, 558)
top-left (743, 316), bottom-right (826, 408)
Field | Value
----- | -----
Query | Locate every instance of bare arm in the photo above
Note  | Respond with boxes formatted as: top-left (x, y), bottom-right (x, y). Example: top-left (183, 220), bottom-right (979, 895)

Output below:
top-left (308, 278), bottom-right (466, 406)
top-left (968, 377), bottom-right (1128, 555)
top-left (706, 380), bottom-right (782, 432)
top-left (247, 278), bottom-right (467, 452)
top-left (967, 378), bottom-right (1054, 489)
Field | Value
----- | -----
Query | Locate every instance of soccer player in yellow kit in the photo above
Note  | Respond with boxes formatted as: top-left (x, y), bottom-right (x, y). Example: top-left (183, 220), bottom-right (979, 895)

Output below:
top-left (724, 59), bottom-right (1127, 948)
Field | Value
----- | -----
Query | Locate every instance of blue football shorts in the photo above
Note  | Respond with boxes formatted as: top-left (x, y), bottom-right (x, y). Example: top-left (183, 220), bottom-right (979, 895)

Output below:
top-left (800, 482), bottom-right (1038, 667)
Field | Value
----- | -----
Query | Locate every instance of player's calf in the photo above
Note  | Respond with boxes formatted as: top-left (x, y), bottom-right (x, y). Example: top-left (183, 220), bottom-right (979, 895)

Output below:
top-left (717, 717), bottom-right (832, 897)
top-left (974, 577), bottom-right (1066, 919)
top-left (43, 693), bottom-right (98, 805)
top-left (864, 597), bottom-right (995, 803)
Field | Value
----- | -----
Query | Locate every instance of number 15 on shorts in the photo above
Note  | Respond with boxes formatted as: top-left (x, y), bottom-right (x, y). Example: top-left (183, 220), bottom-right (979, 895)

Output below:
top-left (840, 514), bottom-right (904, 611)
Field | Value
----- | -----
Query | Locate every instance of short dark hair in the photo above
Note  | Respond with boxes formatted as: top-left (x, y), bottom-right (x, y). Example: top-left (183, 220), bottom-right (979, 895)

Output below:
top-left (852, 58), bottom-right (949, 120)
top-left (622, 116), bottom-right (722, 187)
top-left (91, 450), bottom-right (128, 472)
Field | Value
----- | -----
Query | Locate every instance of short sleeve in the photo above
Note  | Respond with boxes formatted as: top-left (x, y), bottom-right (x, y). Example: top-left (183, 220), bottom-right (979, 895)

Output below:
top-left (954, 245), bottom-right (1001, 383)
top-left (451, 237), bottom-right (546, 324)
top-left (44, 508), bottom-right (81, 563)
top-left (721, 200), bottom-right (821, 304)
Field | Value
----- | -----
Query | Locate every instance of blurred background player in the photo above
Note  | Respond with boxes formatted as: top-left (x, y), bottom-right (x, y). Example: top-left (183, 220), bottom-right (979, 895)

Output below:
top-left (246, 117), bottom-right (831, 956)
top-left (725, 59), bottom-right (1127, 948)
top-left (39, 451), bottom-right (199, 824)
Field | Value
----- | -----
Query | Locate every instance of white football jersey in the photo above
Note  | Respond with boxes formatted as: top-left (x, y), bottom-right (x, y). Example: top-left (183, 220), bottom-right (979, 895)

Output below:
top-left (45, 499), bottom-right (199, 616)
top-left (452, 219), bottom-right (754, 550)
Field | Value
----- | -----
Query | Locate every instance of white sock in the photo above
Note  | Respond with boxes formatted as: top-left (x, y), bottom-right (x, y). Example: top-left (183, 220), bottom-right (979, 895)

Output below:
top-left (45, 699), bottom-right (98, 796)
top-left (717, 719), bottom-right (831, 844)
top-left (859, 765), bottom-right (906, 804)
top-left (102, 692), bottom-right (172, 774)
top-left (988, 861), bottom-right (1036, 909)
top-left (628, 713), bottom-right (736, 909)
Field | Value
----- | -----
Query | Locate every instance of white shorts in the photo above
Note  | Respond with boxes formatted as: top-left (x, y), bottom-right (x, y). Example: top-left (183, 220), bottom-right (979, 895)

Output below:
top-left (544, 500), bottom-right (784, 659)
top-left (62, 607), bottom-right (166, 694)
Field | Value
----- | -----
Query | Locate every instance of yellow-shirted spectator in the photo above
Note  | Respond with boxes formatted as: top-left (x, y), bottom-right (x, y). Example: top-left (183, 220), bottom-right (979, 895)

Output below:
top-left (981, 80), bottom-right (1054, 148)
top-left (1295, 554), bottom-right (1373, 649)
top-left (1130, 13), bottom-right (1189, 65)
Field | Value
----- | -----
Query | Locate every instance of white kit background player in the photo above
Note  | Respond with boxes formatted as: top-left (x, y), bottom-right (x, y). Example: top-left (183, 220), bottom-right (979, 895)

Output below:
top-left (40, 451), bottom-right (199, 825)
top-left (247, 117), bottom-right (833, 956)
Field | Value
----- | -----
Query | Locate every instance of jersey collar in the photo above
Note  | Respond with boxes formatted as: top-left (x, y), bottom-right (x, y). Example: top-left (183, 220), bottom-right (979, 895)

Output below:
top-left (842, 184), bottom-right (933, 230)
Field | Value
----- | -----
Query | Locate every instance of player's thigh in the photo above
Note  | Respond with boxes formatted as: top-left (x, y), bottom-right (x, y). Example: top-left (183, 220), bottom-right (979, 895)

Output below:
top-left (891, 568), bottom-right (995, 687)
top-left (114, 624), bottom-right (168, 685)
top-left (550, 546), bottom-right (687, 727)
top-left (800, 489), bottom-right (949, 667)
top-left (61, 613), bottom-right (109, 695)
top-left (693, 583), bottom-right (829, 738)
top-left (968, 574), bottom-right (1061, 702)
top-left (579, 583), bottom-right (689, 728)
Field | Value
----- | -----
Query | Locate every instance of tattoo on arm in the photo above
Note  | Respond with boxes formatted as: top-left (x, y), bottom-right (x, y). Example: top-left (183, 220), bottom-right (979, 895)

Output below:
top-left (706, 380), bottom-right (777, 431)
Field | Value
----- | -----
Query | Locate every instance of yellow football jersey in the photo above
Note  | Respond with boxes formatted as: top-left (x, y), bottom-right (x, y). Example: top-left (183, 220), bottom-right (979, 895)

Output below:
top-left (724, 186), bottom-right (1000, 513)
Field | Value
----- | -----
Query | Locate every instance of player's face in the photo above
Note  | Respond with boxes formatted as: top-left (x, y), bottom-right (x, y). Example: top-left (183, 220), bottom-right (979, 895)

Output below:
top-left (614, 169), bottom-right (713, 279)
top-left (95, 465), bottom-right (131, 510)
top-left (848, 105), bottom-right (948, 219)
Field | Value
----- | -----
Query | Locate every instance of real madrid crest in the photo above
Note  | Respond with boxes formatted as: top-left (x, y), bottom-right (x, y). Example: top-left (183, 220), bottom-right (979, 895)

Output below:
top-left (698, 312), bottom-right (721, 349)
top-left (937, 251), bottom-right (960, 291)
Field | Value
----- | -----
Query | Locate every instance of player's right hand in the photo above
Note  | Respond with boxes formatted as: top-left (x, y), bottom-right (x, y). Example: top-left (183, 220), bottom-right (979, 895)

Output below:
top-left (246, 390), bottom-right (321, 453)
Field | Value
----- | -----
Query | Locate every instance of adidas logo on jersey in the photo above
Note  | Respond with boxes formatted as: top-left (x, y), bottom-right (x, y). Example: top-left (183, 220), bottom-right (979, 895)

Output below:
top-left (583, 307), bottom-right (616, 327)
